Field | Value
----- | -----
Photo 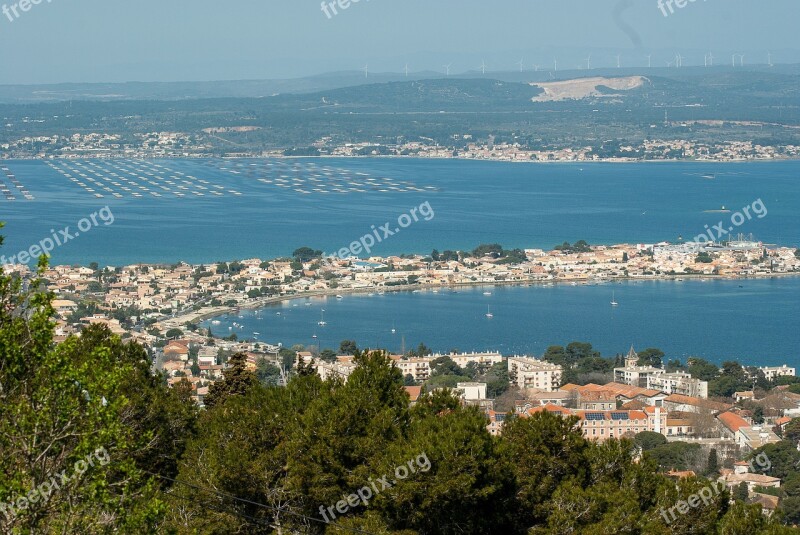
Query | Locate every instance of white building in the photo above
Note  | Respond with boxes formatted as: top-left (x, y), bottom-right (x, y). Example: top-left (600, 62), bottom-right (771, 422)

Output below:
top-left (758, 365), bottom-right (796, 381)
top-left (647, 371), bottom-right (709, 398)
top-left (614, 347), bottom-right (708, 398)
top-left (507, 356), bottom-right (562, 392)
top-left (456, 382), bottom-right (487, 401)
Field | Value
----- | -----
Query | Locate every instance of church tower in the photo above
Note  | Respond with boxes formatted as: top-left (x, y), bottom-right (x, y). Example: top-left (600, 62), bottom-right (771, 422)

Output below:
top-left (625, 345), bottom-right (639, 368)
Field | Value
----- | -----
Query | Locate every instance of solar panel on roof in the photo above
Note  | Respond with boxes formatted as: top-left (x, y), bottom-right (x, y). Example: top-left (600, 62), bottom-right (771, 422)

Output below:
top-left (585, 412), bottom-right (605, 421)
top-left (611, 412), bottom-right (629, 420)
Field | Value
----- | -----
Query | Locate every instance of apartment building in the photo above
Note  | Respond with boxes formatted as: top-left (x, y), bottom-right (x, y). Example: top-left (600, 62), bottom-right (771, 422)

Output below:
top-left (507, 356), bottom-right (563, 392)
top-left (614, 348), bottom-right (708, 398)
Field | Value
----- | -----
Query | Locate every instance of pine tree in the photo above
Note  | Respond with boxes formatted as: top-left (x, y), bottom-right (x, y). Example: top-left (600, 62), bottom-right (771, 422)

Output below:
top-left (203, 352), bottom-right (257, 408)
top-left (707, 448), bottom-right (719, 475)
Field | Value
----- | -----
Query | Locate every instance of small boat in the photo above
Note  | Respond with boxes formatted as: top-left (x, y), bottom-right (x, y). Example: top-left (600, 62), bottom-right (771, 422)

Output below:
top-left (318, 310), bottom-right (327, 326)
top-left (486, 306), bottom-right (494, 318)
top-left (336, 295), bottom-right (343, 299)
top-left (611, 292), bottom-right (619, 307)
top-left (483, 291), bottom-right (492, 296)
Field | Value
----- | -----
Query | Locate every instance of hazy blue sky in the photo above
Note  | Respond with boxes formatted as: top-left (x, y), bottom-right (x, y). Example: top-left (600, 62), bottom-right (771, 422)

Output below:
top-left (0, 0), bottom-right (798, 84)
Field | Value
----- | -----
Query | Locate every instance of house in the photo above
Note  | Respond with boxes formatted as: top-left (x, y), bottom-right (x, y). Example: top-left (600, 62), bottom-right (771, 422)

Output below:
top-left (486, 410), bottom-right (507, 436)
top-left (456, 382), bottom-right (487, 402)
top-left (775, 416), bottom-right (793, 435)
top-left (750, 493), bottom-right (780, 516)
top-left (758, 365), bottom-right (796, 381)
top-left (719, 471), bottom-right (781, 493)
top-left (664, 394), bottom-right (732, 414)
top-left (164, 340), bottom-right (190, 361)
top-left (577, 389), bottom-right (617, 411)
top-left (197, 346), bottom-right (219, 366)
top-left (520, 390), bottom-right (572, 408)
top-left (404, 386), bottom-right (422, 406)
top-left (665, 412), bottom-right (694, 437)
top-left (52, 299), bottom-right (78, 316)
top-left (718, 412), bottom-right (782, 451)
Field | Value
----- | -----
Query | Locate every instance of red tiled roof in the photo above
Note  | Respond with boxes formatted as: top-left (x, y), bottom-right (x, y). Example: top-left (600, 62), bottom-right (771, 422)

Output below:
top-left (602, 382), bottom-right (662, 398)
top-left (667, 470), bottom-right (696, 479)
top-left (527, 404), bottom-right (573, 416)
top-left (404, 386), bottom-right (422, 402)
top-left (718, 411), bottom-right (750, 433)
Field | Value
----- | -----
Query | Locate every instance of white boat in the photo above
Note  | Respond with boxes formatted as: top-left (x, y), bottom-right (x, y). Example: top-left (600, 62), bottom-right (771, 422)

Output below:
top-left (483, 291), bottom-right (492, 296)
top-left (318, 310), bottom-right (327, 326)
top-left (336, 295), bottom-right (343, 299)
top-left (485, 306), bottom-right (494, 318)
top-left (611, 292), bottom-right (619, 307)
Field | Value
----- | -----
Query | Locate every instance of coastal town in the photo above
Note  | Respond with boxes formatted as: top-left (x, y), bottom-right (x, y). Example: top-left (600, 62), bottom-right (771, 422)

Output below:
top-left (3, 130), bottom-right (800, 163)
top-left (4, 237), bottom-right (798, 357)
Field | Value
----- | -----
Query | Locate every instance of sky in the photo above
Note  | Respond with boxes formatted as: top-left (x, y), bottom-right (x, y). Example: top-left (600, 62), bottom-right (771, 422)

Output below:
top-left (0, 0), bottom-right (798, 84)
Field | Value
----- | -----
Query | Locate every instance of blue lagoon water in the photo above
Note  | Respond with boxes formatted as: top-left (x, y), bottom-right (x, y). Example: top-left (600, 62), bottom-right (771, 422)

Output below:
top-left (202, 278), bottom-right (799, 366)
top-left (3, 157), bottom-right (799, 364)
top-left (1, 158), bottom-right (798, 265)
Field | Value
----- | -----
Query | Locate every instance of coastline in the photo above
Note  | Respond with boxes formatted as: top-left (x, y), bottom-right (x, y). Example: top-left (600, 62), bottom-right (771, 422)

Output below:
top-left (181, 271), bottom-right (800, 327)
top-left (5, 154), bottom-right (800, 165)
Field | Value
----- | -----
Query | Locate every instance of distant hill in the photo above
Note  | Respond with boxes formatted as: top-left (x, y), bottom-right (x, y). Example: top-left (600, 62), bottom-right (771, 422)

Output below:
top-left (2, 68), bottom-right (799, 156)
top-left (1, 64), bottom-right (799, 104)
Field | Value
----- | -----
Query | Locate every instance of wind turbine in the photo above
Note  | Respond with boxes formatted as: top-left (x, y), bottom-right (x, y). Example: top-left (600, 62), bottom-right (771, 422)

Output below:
top-left (675, 53), bottom-right (683, 68)
top-left (479, 60), bottom-right (487, 75)
top-left (443, 63), bottom-right (452, 76)
top-left (517, 58), bottom-right (525, 73)
top-left (646, 54), bottom-right (652, 68)
top-left (739, 54), bottom-right (745, 67)
top-left (532, 64), bottom-right (540, 72)
top-left (767, 51), bottom-right (773, 67)
top-left (404, 63), bottom-right (409, 77)
top-left (708, 52), bottom-right (714, 66)
top-left (586, 55), bottom-right (591, 70)
top-left (553, 58), bottom-right (558, 71)
top-left (732, 54), bottom-right (736, 67)
top-left (616, 54), bottom-right (621, 68)
top-left (363, 64), bottom-right (369, 78)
